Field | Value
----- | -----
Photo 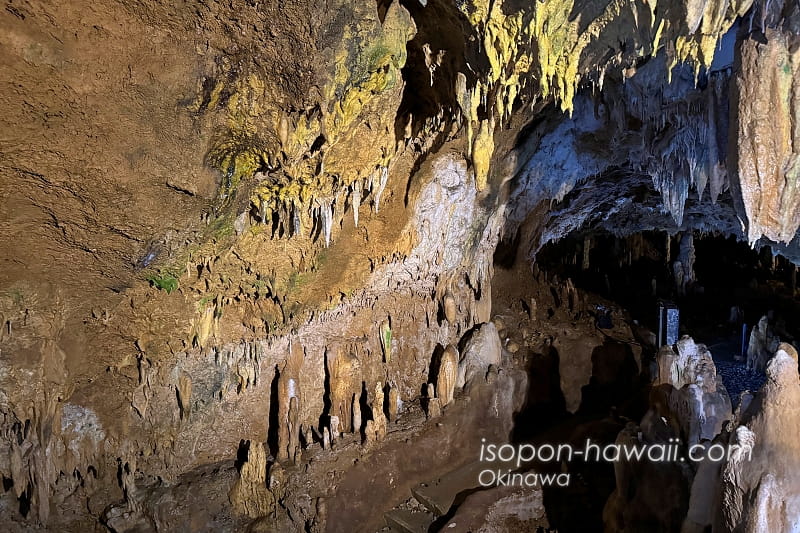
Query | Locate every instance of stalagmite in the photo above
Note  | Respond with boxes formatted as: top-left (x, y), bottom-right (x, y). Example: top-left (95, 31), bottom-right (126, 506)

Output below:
top-left (326, 346), bottom-right (361, 433)
top-left (330, 415), bottom-right (340, 441)
top-left (716, 346), bottom-right (800, 532)
top-left (564, 278), bottom-right (577, 312)
top-left (319, 199), bottom-right (333, 247)
top-left (363, 382), bottom-right (388, 447)
top-left (268, 462), bottom-right (287, 502)
top-left (425, 383), bottom-right (441, 418)
top-left (229, 441), bottom-right (274, 518)
top-left (673, 233), bottom-right (696, 296)
top-left (363, 420), bottom-right (375, 446)
top-left (673, 261), bottom-right (685, 296)
top-left (372, 381), bottom-right (384, 417)
top-left (276, 343), bottom-right (304, 464)
top-left (288, 396), bottom-right (301, 461)
top-left (665, 233), bottom-right (671, 264)
top-left (322, 427), bottom-right (331, 450)
top-left (436, 345), bottom-right (458, 406)
top-left (747, 316), bottom-right (779, 372)
top-left (654, 337), bottom-right (732, 445)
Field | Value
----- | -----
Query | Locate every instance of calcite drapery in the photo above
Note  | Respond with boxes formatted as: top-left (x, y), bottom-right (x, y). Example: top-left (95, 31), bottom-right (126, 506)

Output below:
top-left (735, 29), bottom-right (800, 245)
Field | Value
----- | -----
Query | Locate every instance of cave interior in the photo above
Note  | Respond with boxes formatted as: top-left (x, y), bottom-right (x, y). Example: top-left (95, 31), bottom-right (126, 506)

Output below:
top-left (1, 0), bottom-right (800, 531)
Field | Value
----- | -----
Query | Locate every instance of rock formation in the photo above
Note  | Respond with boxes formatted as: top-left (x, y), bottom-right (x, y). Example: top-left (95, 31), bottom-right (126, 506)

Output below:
top-left (674, 233), bottom-right (696, 296)
top-left (456, 323), bottom-right (502, 389)
top-left (735, 28), bottom-right (800, 245)
top-left (364, 382), bottom-right (388, 447)
top-left (655, 336), bottom-right (732, 445)
top-left (715, 344), bottom-right (800, 532)
top-left (606, 336), bottom-right (732, 531)
top-left (326, 346), bottom-right (361, 434)
top-left (276, 342), bottom-right (304, 464)
top-left (387, 382), bottom-right (400, 422)
top-left (352, 396), bottom-right (362, 436)
top-left (176, 373), bottom-right (193, 421)
top-left (229, 441), bottom-right (274, 519)
top-left (425, 383), bottom-right (442, 419)
top-left (443, 290), bottom-right (458, 324)
top-left (747, 315), bottom-right (780, 372)
top-left (379, 319), bottom-right (392, 363)
top-left (436, 345), bottom-right (459, 407)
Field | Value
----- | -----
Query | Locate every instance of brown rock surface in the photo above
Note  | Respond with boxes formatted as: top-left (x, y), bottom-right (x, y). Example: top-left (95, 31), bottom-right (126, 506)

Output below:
top-left (735, 29), bottom-right (800, 245)
top-left (715, 346), bottom-right (800, 532)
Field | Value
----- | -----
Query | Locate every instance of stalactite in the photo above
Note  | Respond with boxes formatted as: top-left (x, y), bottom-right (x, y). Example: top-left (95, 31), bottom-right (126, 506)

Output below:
top-left (177, 374), bottom-right (192, 420)
top-left (666, 232), bottom-right (671, 264)
top-left (292, 201), bottom-right (302, 237)
top-left (582, 236), bottom-right (592, 270)
top-left (317, 198), bottom-right (333, 247)
top-left (442, 290), bottom-right (457, 323)
top-left (260, 201), bottom-right (270, 225)
top-left (351, 180), bottom-right (362, 227)
top-left (379, 319), bottom-right (392, 363)
top-left (373, 166), bottom-right (388, 213)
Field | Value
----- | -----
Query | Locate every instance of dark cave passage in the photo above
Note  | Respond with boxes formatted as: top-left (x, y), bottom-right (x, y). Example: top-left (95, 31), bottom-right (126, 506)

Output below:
top-left (535, 231), bottom-right (799, 402)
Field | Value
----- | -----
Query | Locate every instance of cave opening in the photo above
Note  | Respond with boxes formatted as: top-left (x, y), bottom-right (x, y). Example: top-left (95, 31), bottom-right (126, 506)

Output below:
top-left (534, 230), bottom-right (798, 396)
top-left (484, 225), bottom-right (800, 530)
